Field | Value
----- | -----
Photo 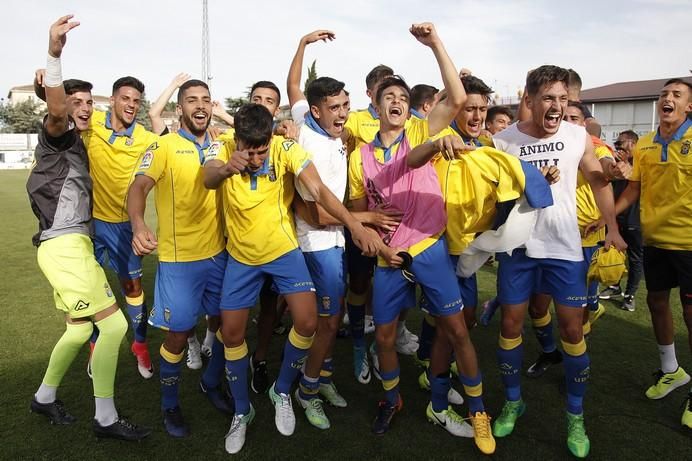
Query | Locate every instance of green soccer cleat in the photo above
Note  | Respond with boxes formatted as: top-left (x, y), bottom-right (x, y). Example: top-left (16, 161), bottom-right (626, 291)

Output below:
top-left (492, 399), bottom-right (525, 437)
top-left (682, 392), bottom-right (692, 429)
top-left (319, 382), bottom-right (347, 408)
top-left (566, 412), bottom-right (590, 458)
top-left (294, 389), bottom-right (330, 430)
top-left (645, 367), bottom-right (690, 400)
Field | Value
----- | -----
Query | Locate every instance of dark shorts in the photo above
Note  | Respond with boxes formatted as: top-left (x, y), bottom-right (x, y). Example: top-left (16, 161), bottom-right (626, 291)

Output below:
top-left (345, 228), bottom-right (376, 279)
top-left (643, 246), bottom-right (692, 302)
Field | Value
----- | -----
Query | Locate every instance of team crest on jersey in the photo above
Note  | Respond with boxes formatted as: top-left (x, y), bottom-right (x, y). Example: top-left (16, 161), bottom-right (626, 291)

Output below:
top-left (104, 283), bottom-right (113, 298)
top-left (125, 137), bottom-right (134, 146)
top-left (681, 140), bottom-right (690, 155)
top-left (268, 164), bottom-right (277, 182)
top-left (164, 307), bottom-right (171, 323)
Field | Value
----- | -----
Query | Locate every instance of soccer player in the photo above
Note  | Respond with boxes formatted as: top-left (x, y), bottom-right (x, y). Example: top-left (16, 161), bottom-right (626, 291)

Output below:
top-left (491, 65), bottom-right (626, 458)
top-left (598, 130), bottom-right (642, 312)
top-left (81, 72), bottom-right (159, 379)
top-left (410, 84), bottom-right (439, 119)
top-left (127, 79), bottom-right (233, 437)
top-left (349, 23), bottom-right (495, 454)
top-left (607, 78), bottom-right (692, 428)
top-left (286, 29), bottom-right (402, 429)
top-left (204, 103), bottom-right (380, 454)
top-left (485, 105), bottom-right (514, 135)
top-left (28, 15), bottom-right (149, 441)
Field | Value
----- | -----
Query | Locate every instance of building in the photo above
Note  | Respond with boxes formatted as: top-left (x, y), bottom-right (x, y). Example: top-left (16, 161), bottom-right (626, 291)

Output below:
top-left (6, 84), bottom-right (110, 111)
top-left (580, 76), bottom-right (692, 143)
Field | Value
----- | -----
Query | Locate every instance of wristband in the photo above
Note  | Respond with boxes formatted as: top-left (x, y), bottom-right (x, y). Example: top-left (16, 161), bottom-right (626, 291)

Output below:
top-left (44, 54), bottom-right (63, 88)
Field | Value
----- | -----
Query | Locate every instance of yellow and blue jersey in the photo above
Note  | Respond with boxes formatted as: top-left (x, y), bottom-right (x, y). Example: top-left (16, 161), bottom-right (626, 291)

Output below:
top-left (344, 104), bottom-right (412, 152)
top-left (82, 110), bottom-right (159, 223)
top-left (631, 120), bottom-right (692, 250)
top-left (135, 130), bottom-right (226, 262)
top-left (576, 140), bottom-right (613, 247)
top-left (206, 136), bottom-right (312, 265)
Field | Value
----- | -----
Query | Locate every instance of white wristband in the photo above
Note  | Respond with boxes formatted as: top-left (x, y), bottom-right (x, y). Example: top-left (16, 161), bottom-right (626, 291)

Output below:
top-left (45, 54), bottom-right (63, 88)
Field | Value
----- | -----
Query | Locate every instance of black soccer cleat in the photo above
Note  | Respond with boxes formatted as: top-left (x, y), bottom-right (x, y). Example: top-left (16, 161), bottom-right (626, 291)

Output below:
top-left (371, 398), bottom-right (402, 435)
top-left (525, 349), bottom-right (563, 378)
top-left (30, 398), bottom-right (77, 425)
top-left (93, 416), bottom-right (151, 441)
top-left (250, 356), bottom-right (270, 394)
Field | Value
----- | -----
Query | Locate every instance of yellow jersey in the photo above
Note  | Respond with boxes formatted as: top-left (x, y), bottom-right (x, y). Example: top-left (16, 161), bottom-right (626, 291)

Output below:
top-left (206, 136), bottom-right (312, 265)
top-left (82, 110), bottom-right (159, 223)
top-left (344, 105), bottom-right (412, 153)
top-left (135, 130), bottom-right (226, 263)
top-left (217, 127), bottom-right (236, 152)
top-left (631, 120), bottom-right (692, 250)
top-left (576, 141), bottom-right (613, 247)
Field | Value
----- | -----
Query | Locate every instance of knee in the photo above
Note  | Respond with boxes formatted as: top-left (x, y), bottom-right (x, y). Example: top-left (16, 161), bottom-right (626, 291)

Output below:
top-left (220, 324), bottom-right (245, 348)
top-left (67, 321), bottom-right (94, 345)
top-left (500, 315), bottom-right (522, 338)
top-left (375, 328), bottom-right (396, 350)
top-left (294, 317), bottom-right (317, 337)
top-left (559, 323), bottom-right (584, 344)
top-left (647, 293), bottom-right (670, 313)
top-left (122, 278), bottom-right (142, 298)
top-left (317, 316), bottom-right (339, 336)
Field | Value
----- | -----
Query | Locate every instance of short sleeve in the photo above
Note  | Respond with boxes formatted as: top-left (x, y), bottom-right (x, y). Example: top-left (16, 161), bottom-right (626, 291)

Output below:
top-left (136, 140), bottom-right (166, 182)
top-left (406, 117), bottom-right (430, 148)
top-left (218, 128), bottom-right (237, 153)
top-left (348, 148), bottom-right (366, 200)
top-left (280, 138), bottom-right (311, 176)
top-left (291, 100), bottom-right (309, 126)
top-left (594, 145), bottom-right (614, 161)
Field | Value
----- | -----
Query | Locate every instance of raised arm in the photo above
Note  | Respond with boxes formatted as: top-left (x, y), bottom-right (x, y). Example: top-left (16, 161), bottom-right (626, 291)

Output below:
top-left (410, 23), bottom-right (466, 136)
top-left (212, 100), bottom-right (234, 126)
top-left (44, 15), bottom-right (80, 138)
top-left (287, 30), bottom-right (335, 107)
top-left (148, 73), bottom-right (190, 135)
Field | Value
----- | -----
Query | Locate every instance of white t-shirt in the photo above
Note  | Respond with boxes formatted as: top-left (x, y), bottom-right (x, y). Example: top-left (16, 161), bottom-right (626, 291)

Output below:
top-left (291, 99), bottom-right (347, 252)
top-left (493, 121), bottom-right (586, 261)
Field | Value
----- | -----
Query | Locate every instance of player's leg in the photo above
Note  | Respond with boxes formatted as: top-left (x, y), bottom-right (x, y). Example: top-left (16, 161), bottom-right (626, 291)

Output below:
top-left (621, 226), bottom-right (643, 311)
top-left (250, 279), bottom-right (278, 394)
top-left (582, 245), bottom-right (605, 333)
top-left (526, 293), bottom-right (562, 378)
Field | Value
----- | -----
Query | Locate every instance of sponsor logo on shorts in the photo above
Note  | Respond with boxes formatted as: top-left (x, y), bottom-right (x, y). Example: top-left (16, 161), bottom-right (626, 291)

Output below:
top-left (74, 300), bottom-right (90, 311)
top-left (442, 298), bottom-right (462, 309)
top-left (164, 307), bottom-right (171, 324)
top-left (293, 281), bottom-right (314, 288)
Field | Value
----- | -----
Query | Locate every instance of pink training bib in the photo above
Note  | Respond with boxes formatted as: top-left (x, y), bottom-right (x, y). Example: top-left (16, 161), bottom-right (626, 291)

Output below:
top-left (360, 135), bottom-right (446, 249)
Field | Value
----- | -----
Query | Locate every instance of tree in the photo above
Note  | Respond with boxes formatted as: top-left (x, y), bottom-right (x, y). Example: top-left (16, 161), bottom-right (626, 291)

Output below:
top-left (136, 99), bottom-right (153, 131)
top-left (303, 60), bottom-right (318, 93)
top-left (224, 96), bottom-right (248, 116)
top-left (164, 101), bottom-right (177, 112)
top-left (0, 99), bottom-right (46, 133)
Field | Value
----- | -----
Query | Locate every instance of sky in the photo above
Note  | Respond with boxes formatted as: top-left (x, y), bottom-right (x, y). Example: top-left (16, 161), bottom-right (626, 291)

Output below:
top-left (1, 0), bottom-right (690, 109)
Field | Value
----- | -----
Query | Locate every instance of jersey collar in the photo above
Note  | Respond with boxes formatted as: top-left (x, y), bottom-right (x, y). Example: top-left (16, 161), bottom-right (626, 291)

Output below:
top-left (654, 118), bottom-right (692, 162)
top-left (105, 112), bottom-right (136, 144)
top-left (409, 108), bottom-right (425, 120)
top-left (304, 111), bottom-right (332, 139)
top-left (450, 120), bottom-right (482, 147)
top-left (373, 130), bottom-right (405, 162)
top-left (367, 103), bottom-right (380, 120)
top-left (177, 128), bottom-right (211, 164)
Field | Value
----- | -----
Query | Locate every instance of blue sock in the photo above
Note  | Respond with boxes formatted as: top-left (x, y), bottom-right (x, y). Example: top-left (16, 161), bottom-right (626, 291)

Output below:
top-left (276, 328), bottom-right (312, 395)
top-left (430, 372), bottom-right (450, 412)
top-left (298, 374), bottom-right (320, 401)
top-left (459, 372), bottom-right (485, 413)
top-left (587, 280), bottom-right (599, 312)
top-left (347, 303), bottom-right (365, 349)
top-left (416, 315), bottom-right (436, 363)
top-left (160, 346), bottom-right (183, 410)
top-left (225, 343), bottom-right (250, 415)
top-left (319, 357), bottom-right (334, 385)
top-left (531, 312), bottom-right (557, 353)
top-left (497, 335), bottom-right (523, 402)
top-left (380, 367), bottom-right (400, 405)
top-left (562, 340), bottom-right (590, 415)
top-left (201, 335), bottom-right (225, 389)
top-left (125, 293), bottom-right (147, 343)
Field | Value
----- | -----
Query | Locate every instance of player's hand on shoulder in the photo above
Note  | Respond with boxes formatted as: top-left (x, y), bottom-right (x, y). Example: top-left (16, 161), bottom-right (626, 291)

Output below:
top-left (49, 15), bottom-right (80, 58)
top-left (131, 224), bottom-right (157, 256)
top-left (541, 165), bottom-right (560, 184)
top-left (409, 22), bottom-right (439, 47)
top-left (275, 120), bottom-right (299, 140)
top-left (207, 125), bottom-right (225, 141)
top-left (302, 30), bottom-right (335, 45)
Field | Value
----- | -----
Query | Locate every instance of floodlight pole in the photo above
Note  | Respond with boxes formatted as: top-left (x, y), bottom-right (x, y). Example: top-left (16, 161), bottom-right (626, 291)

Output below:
top-left (202, 0), bottom-right (211, 84)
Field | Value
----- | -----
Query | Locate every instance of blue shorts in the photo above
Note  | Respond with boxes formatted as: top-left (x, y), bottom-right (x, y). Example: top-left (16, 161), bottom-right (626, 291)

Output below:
top-left (450, 255), bottom-right (478, 308)
top-left (373, 238), bottom-right (463, 325)
top-left (345, 228), bottom-right (376, 279)
top-left (149, 251), bottom-right (227, 332)
top-left (220, 249), bottom-right (315, 310)
top-left (304, 247), bottom-right (346, 317)
top-left (583, 245), bottom-right (600, 307)
top-left (497, 249), bottom-right (586, 308)
top-left (93, 219), bottom-right (142, 280)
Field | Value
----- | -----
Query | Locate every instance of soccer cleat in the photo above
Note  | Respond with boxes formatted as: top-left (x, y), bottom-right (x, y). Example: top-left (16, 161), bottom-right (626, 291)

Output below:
top-left (526, 349), bottom-right (563, 378)
top-left (425, 403), bottom-right (473, 438)
top-left (589, 303), bottom-right (606, 325)
top-left (413, 354), bottom-right (430, 370)
top-left (186, 337), bottom-right (203, 370)
top-left (273, 323), bottom-right (288, 335)
top-left (200, 343), bottom-right (212, 359)
top-left (682, 393), bottom-right (692, 429)
top-left (199, 380), bottom-right (234, 415)
top-left (492, 399), bottom-right (526, 437)
top-left (269, 382), bottom-right (296, 436)
top-left (396, 333), bottom-right (419, 355)
top-left (294, 390), bottom-right (330, 430)
top-left (364, 315), bottom-right (375, 335)
top-left (371, 396), bottom-right (402, 435)
top-left (131, 341), bottom-right (154, 379)
top-left (342, 312), bottom-right (350, 326)
top-left (645, 367), bottom-right (691, 400)
top-left (319, 382), bottom-right (348, 408)
top-left (417, 371), bottom-right (464, 405)
top-left (250, 356), bottom-right (270, 394)
top-left (353, 346), bottom-right (371, 384)
top-left (479, 298), bottom-right (500, 326)
top-left (224, 405), bottom-right (255, 454)
top-left (93, 416), bottom-right (151, 441)
top-left (30, 398), bottom-right (76, 425)
top-left (369, 343), bottom-right (382, 381)
top-left (401, 325), bottom-right (419, 343)
top-left (566, 412), bottom-right (590, 458)
top-left (470, 411), bottom-right (496, 454)
top-left (622, 294), bottom-right (635, 312)
top-left (162, 406), bottom-right (190, 438)
top-left (598, 285), bottom-right (622, 300)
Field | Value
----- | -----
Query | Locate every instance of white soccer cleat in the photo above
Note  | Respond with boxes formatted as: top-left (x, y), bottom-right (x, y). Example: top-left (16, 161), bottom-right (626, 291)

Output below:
top-left (186, 337), bottom-right (203, 370)
top-left (224, 405), bottom-right (255, 454)
top-left (364, 315), bottom-right (375, 335)
top-left (426, 403), bottom-right (474, 438)
top-left (401, 325), bottom-right (419, 343)
top-left (448, 387), bottom-right (465, 405)
top-left (396, 334), bottom-right (419, 356)
top-left (269, 382), bottom-right (296, 436)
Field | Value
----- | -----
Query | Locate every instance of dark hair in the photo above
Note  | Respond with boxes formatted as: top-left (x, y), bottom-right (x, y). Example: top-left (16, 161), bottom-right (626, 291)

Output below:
top-left (618, 129), bottom-right (639, 143)
top-left (663, 78), bottom-right (692, 93)
top-left (410, 84), bottom-right (438, 110)
top-left (112, 76), bottom-right (145, 95)
top-left (486, 105), bottom-right (514, 124)
top-left (234, 103), bottom-right (273, 148)
top-left (567, 68), bottom-right (583, 90)
top-left (366, 65), bottom-right (394, 90)
top-left (375, 75), bottom-right (410, 104)
top-left (34, 78), bottom-right (93, 102)
top-left (306, 77), bottom-right (346, 107)
top-left (250, 80), bottom-right (281, 104)
top-left (567, 100), bottom-right (588, 118)
top-left (177, 79), bottom-right (210, 104)
top-left (462, 75), bottom-right (493, 98)
top-left (525, 65), bottom-right (570, 96)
